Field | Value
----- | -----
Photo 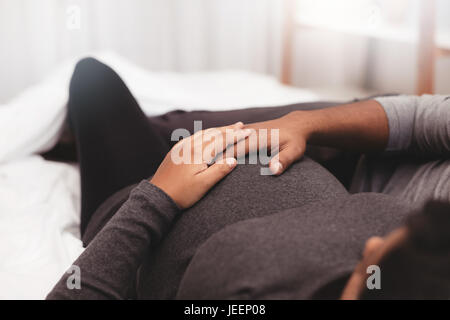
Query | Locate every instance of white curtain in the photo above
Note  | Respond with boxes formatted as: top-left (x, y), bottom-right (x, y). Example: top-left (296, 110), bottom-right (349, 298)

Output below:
top-left (0, 0), bottom-right (285, 102)
top-left (3, 0), bottom-right (449, 103)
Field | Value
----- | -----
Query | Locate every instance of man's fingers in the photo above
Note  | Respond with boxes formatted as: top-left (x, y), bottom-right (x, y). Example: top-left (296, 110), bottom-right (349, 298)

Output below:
top-left (197, 157), bottom-right (237, 189)
top-left (234, 130), bottom-right (260, 158)
top-left (269, 145), bottom-right (305, 175)
top-left (193, 122), bottom-right (243, 143)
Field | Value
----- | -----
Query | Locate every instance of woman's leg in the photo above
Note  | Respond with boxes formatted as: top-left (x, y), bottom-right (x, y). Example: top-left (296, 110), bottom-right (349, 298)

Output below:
top-left (68, 57), bottom-right (170, 236)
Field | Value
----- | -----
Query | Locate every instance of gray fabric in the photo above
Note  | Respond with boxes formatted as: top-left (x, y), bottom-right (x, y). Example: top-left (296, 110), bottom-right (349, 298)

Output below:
top-left (48, 157), bottom-right (351, 300)
top-left (141, 94), bottom-right (450, 299)
top-left (351, 95), bottom-right (450, 205)
top-left (137, 157), bottom-right (349, 299)
top-left (177, 193), bottom-right (411, 299)
top-left (47, 94), bottom-right (450, 300)
top-left (375, 95), bottom-right (450, 156)
top-left (81, 183), bottom-right (139, 246)
top-left (47, 180), bottom-right (180, 300)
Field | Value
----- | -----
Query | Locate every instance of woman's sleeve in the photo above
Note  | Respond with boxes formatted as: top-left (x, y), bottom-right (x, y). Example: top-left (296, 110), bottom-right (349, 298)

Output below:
top-left (375, 95), bottom-right (450, 158)
top-left (46, 180), bottom-right (180, 300)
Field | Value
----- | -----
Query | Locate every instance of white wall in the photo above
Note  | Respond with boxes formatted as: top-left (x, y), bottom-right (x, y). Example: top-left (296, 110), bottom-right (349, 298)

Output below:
top-left (291, 31), bottom-right (371, 90)
top-left (290, 0), bottom-right (450, 95)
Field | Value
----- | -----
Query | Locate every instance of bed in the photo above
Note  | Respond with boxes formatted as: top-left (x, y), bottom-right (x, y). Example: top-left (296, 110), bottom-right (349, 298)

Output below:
top-left (0, 52), bottom-right (320, 299)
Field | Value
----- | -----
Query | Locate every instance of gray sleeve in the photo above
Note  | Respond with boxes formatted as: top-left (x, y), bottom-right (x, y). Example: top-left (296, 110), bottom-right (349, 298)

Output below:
top-left (46, 180), bottom-right (180, 300)
top-left (375, 95), bottom-right (450, 157)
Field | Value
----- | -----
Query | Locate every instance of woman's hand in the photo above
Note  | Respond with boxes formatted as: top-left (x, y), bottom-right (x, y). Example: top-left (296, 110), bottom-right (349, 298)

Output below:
top-left (150, 122), bottom-right (252, 209)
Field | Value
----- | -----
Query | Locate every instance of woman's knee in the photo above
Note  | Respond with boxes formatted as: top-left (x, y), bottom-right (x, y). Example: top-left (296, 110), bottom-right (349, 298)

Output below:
top-left (69, 57), bottom-right (118, 99)
top-left (72, 57), bottom-right (109, 79)
top-left (68, 57), bottom-right (122, 117)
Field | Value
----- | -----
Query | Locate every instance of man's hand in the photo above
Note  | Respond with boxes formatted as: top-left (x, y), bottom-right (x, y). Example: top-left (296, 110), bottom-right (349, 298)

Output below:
top-left (151, 122), bottom-right (251, 209)
top-left (234, 100), bottom-right (389, 175)
top-left (234, 111), bottom-right (311, 175)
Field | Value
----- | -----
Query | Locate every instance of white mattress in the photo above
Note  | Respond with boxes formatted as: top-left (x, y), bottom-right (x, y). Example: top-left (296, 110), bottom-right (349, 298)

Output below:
top-left (0, 52), bottom-right (319, 299)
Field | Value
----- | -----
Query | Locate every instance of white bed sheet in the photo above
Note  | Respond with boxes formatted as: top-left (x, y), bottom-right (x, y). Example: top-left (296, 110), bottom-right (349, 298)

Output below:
top-left (0, 52), bottom-right (319, 299)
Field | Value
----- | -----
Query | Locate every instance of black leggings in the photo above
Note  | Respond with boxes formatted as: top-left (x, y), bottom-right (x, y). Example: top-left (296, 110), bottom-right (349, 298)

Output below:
top-left (68, 58), bottom-right (169, 235)
top-left (68, 58), bottom-right (359, 237)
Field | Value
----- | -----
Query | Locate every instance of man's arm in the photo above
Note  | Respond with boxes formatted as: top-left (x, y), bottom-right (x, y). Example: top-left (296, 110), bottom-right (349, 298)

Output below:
top-left (304, 95), bottom-right (450, 156)
top-left (300, 99), bottom-right (389, 152)
top-left (374, 95), bottom-right (450, 156)
top-left (243, 95), bottom-right (450, 175)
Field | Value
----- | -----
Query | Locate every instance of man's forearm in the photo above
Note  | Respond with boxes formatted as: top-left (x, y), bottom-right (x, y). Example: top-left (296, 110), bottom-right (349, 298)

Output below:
top-left (244, 95), bottom-right (447, 175)
top-left (297, 100), bottom-right (389, 152)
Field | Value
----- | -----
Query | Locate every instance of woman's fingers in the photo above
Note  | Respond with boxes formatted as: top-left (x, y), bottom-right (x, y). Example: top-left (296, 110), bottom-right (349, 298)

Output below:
top-left (233, 121), bottom-right (244, 130)
top-left (196, 157), bottom-right (237, 190)
top-left (231, 129), bottom-right (261, 159)
top-left (199, 122), bottom-right (244, 139)
top-left (200, 125), bottom-right (251, 164)
top-left (172, 122), bottom-right (248, 168)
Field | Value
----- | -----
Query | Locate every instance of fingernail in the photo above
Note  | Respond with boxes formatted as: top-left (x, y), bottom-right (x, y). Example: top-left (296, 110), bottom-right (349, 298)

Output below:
top-left (234, 122), bottom-right (244, 128)
top-left (226, 158), bottom-right (237, 168)
top-left (270, 160), bottom-right (282, 174)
